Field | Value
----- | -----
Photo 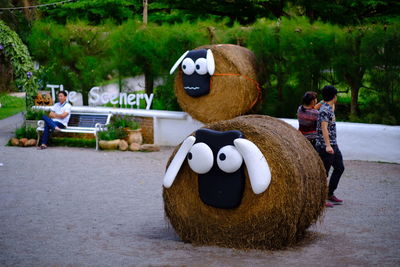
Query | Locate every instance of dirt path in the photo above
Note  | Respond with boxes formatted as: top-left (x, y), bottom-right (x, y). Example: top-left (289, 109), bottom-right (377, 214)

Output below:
top-left (0, 142), bottom-right (399, 266)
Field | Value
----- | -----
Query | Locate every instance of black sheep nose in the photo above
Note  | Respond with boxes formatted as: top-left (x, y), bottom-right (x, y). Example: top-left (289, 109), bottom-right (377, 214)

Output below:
top-left (182, 73), bottom-right (210, 98)
top-left (198, 167), bottom-right (245, 209)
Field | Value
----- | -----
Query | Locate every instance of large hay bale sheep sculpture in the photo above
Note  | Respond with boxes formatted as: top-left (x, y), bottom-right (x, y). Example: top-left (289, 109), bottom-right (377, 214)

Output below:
top-left (163, 115), bottom-right (327, 249)
top-left (170, 44), bottom-right (261, 123)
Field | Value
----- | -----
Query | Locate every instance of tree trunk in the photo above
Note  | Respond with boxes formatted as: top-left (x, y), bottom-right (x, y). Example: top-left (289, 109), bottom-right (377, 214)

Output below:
top-left (350, 85), bottom-right (359, 117)
top-left (277, 72), bottom-right (284, 101)
top-left (0, 54), bottom-right (14, 92)
top-left (346, 34), bottom-right (364, 118)
top-left (345, 71), bottom-right (363, 117)
top-left (144, 71), bottom-right (154, 95)
top-left (143, 0), bottom-right (148, 25)
top-left (207, 26), bottom-right (216, 44)
top-left (82, 89), bottom-right (89, 106)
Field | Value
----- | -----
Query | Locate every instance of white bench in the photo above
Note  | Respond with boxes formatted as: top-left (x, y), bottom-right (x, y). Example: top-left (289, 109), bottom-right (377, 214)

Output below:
top-left (37, 112), bottom-right (112, 150)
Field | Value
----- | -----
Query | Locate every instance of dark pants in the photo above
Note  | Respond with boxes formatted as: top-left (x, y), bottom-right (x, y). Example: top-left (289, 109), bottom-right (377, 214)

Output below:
top-left (317, 145), bottom-right (345, 197)
top-left (41, 115), bottom-right (65, 145)
top-left (308, 139), bottom-right (317, 150)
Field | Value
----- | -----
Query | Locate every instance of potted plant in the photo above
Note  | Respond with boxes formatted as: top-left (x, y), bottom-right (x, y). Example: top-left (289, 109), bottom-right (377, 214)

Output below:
top-left (125, 120), bottom-right (142, 145)
top-left (112, 115), bottom-right (142, 145)
top-left (98, 126), bottom-right (127, 150)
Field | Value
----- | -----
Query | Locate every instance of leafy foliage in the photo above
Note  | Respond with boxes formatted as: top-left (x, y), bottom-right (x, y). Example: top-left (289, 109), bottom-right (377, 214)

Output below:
top-left (15, 125), bottom-right (37, 139)
top-left (98, 126), bottom-right (127, 141)
top-left (37, 0), bottom-right (140, 24)
top-left (0, 20), bottom-right (38, 108)
top-left (25, 108), bottom-right (46, 120)
top-left (28, 20), bottom-right (112, 104)
top-left (246, 18), bottom-right (400, 124)
top-left (50, 137), bottom-right (96, 148)
top-left (112, 115), bottom-right (140, 130)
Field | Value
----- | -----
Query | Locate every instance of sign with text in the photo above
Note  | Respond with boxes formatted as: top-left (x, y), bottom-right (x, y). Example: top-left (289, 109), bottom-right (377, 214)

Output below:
top-left (46, 84), bottom-right (154, 110)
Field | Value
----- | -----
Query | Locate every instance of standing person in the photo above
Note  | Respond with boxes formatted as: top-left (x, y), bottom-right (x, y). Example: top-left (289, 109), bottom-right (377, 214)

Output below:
top-left (298, 91), bottom-right (333, 208)
top-left (316, 85), bottom-right (345, 205)
top-left (297, 91), bottom-right (323, 148)
top-left (38, 91), bottom-right (71, 150)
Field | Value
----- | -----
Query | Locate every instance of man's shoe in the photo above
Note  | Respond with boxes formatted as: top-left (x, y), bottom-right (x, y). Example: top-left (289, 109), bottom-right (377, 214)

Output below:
top-left (325, 202), bottom-right (334, 208)
top-left (328, 195), bottom-right (343, 205)
top-left (37, 144), bottom-right (47, 150)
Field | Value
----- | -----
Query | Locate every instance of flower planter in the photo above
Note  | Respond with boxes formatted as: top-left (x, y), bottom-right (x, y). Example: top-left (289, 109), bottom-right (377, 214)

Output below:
top-left (126, 128), bottom-right (143, 145)
top-left (99, 139), bottom-right (120, 150)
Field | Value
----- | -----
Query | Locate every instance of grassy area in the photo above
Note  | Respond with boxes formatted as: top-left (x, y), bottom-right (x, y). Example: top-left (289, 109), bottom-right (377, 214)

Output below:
top-left (0, 94), bottom-right (26, 120)
top-left (50, 137), bottom-right (96, 148)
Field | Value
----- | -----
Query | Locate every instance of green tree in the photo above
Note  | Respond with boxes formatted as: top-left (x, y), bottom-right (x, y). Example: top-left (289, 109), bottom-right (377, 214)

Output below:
top-left (363, 23), bottom-right (400, 124)
top-left (109, 20), bottom-right (209, 95)
top-left (0, 0), bottom-right (39, 43)
top-left (333, 27), bottom-right (370, 117)
top-left (37, 0), bottom-right (140, 24)
top-left (28, 20), bottom-right (112, 104)
top-left (294, 0), bottom-right (400, 25)
top-left (0, 20), bottom-right (38, 108)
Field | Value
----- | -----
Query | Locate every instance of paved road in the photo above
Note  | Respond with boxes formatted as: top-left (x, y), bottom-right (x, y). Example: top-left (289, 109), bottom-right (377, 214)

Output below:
top-left (0, 114), bottom-right (399, 266)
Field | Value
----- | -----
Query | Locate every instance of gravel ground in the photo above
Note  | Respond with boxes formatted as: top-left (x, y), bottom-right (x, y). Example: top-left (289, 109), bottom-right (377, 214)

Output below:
top-left (0, 114), bottom-right (399, 266)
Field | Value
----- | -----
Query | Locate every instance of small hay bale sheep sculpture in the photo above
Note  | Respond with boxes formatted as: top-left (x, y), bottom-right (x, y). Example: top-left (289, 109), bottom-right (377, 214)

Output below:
top-left (170, 44), bottom-right (261, 123)
top-left (163, 115), bottom-right (327, 249)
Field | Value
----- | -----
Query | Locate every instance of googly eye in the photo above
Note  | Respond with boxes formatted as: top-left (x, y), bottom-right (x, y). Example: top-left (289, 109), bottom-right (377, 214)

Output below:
top-left (187, 143), bottom-right (214, 174)
top-left (194, 58), bottom-right (208, 75)
top-left (181, 58), bottom-right (195, 75)
top-left (217, 145), bottom-right (243, 173)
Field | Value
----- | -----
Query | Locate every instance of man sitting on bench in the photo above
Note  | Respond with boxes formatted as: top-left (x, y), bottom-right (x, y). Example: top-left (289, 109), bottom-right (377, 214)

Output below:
top-left (38, 91), bottom-right (72, 150)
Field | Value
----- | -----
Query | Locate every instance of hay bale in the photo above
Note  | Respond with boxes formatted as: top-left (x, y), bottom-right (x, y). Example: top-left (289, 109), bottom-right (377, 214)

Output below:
top-left (163, 115), bottom-right (327, 250)
top-left (174, 44), bottom-right (260, 123)
top-left (119, 140), bottom-right (128, 151)
top-left (10, 138), bottom-right (19, 146)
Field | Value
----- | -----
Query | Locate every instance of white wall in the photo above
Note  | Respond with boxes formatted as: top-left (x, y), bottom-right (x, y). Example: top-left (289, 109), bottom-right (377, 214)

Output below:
top-left (156, 115), bottom-right (400, 164)
top-left (281, 119), bottom-right (400, 164)
top-left (153, 115), bottom-right (204, 146)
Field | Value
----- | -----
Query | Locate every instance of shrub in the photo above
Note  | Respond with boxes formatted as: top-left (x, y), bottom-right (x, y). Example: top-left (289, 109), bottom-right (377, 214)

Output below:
top-left (111, 115), bottom-right (140, 130)
top-left (50, 137), bottom-right (96, 148)
top-left (0, 21), bottom-right (38, 108)
top-left (98, 126), bottom-right (127, 141)
top-left (15, 126), bottom-right (37, 139)
top-left (25, 109), bottom-right (46, 120)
